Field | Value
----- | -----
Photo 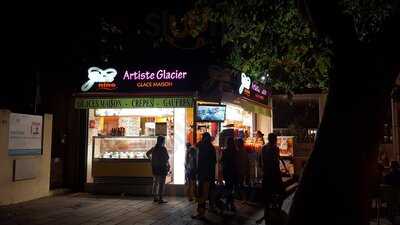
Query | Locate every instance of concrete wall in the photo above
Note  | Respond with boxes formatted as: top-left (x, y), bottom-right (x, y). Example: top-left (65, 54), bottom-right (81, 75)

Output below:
top-left (0, 110), bottom-right (53, 205)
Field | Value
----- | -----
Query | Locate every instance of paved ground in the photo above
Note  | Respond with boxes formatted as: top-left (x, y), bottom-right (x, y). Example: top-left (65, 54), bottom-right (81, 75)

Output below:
top-left (0, 193), bottom-right (264, 225)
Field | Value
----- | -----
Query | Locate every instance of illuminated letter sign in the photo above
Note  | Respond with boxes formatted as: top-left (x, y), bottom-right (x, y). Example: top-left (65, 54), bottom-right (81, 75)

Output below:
top-left (238, 72), bottom-right (271, 106)
top-left (80, 67), bottom-right (192, 93)
top-left (239, 73), bottom-right (251, 94)
top-left (251, 82), bottom-right (270, 96)
top-left (122, 69), bottom-right (188, 81)
top-left (81, 67), bottom-right (117, 92)
top-left (122, 69), bottom-right (188, 90)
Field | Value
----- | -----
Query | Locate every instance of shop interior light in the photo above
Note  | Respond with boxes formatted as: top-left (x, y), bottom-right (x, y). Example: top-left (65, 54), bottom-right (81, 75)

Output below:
top-left (243, 111), bottom-right (253, 127)
top-left (225, 103), bottom-right (243, 112)
top-left (95, 108), bottom-right (174, 117)
top-left (224, 103), bottom-right (244, 122)
top-left (173, 108), bottom-right (186, 184)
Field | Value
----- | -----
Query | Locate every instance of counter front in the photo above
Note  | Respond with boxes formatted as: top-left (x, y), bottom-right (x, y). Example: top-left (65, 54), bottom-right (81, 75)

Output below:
top-left (92, 158), bottom-right (152, 177)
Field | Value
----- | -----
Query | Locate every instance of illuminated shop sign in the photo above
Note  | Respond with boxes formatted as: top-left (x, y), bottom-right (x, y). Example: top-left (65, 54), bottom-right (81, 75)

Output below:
top-left (238, 73), bottom-right (271, 105)
top-left (122, 69), bottom-right (188, 88)
top-left (75, 97), bottom-right (194, 109)
top-left (80, 66), bottom-right (192, 93)
top-left (239, 73), bottom-right (251, 94)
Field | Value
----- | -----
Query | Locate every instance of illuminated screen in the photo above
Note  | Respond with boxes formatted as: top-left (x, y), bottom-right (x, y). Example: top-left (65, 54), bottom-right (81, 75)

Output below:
top-left (196, 105), bottom-right (226, 122)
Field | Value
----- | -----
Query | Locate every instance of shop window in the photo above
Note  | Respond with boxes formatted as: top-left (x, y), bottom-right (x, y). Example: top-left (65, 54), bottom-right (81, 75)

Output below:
top-left (86, 107), bottom-right (190, 185)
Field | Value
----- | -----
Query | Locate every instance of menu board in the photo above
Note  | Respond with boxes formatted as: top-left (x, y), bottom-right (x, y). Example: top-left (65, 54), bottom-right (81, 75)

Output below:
top-left (155, 122), bottom-right (167, 136)
top-left (119, 117), bottom-right (140, 136)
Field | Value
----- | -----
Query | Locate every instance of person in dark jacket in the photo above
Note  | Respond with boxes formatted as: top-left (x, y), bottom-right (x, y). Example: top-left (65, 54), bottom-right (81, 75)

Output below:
top-left (221, 137), bottom-right (238, 212)
top-left (185, 143), bottom-right (197, 201)
top-left (236, 138), bottom-right (249, 202)
top-left (146, 136), bottom-right (170, 204)
top-left (192, 132), bottom-right (216, 219)
top-left (260, 133), bottom-right (284, 224)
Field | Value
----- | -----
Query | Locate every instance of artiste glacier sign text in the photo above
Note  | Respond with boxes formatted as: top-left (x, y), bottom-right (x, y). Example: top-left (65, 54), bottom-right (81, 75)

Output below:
top-left (123, 69), bottom-right (188, 81)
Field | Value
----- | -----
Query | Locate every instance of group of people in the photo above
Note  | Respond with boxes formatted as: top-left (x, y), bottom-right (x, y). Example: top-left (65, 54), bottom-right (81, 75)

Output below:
top-left (146, 132), bottom-right (285, 220)
top-left (146, 133), bottom-right (400, 223)
top-left (185, 132), bottom-right (284, 220)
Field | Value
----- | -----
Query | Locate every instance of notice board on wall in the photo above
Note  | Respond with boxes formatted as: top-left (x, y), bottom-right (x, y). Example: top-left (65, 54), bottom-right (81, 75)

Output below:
top-left (13, 158), bottom-right (39, 181)
top-left (8, 113), bottom-right (43, 156)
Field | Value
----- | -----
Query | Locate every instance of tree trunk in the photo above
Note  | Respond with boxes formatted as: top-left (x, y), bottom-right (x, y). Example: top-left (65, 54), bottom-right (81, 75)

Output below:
top-left (287, 45), bottom-right (390, 225)
top-left (287, 1), bottom-right (400, 224)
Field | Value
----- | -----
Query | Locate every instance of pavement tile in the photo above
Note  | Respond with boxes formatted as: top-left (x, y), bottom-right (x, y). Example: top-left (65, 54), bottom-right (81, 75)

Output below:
top-left (0, 193), bottom-right (263, 225)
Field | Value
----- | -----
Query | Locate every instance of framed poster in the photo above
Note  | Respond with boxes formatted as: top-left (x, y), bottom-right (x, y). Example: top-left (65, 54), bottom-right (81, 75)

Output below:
top-left (8, 113), bottom-right (43, 156)
top-left (277, 136), bottom-right (294, 157)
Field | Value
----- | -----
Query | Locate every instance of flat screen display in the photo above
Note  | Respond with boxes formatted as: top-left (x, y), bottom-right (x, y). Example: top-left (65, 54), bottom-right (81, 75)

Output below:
top-left (196, 104), bottom-right (226, 122)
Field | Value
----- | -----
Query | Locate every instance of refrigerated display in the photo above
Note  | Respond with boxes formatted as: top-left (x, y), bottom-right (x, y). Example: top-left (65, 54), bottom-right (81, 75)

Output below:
top-left (91, 136), bottom-right (173, 180)
top-left (93, 136), bottom-right (158, 159)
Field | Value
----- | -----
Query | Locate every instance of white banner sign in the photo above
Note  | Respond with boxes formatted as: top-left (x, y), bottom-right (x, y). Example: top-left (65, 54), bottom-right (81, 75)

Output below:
top-left (8, 113), bottom-right (43, 156)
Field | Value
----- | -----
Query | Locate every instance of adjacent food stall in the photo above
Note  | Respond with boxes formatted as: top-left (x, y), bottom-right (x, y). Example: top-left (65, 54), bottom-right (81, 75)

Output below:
top-left (218, 72), bottom-right (274, 182)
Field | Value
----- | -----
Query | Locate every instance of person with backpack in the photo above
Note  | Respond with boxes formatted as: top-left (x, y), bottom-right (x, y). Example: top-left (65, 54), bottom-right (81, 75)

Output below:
top-left (146, 136), bottom-right (170, 204)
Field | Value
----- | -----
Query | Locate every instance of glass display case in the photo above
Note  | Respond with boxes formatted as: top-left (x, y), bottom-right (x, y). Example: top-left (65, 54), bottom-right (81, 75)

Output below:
top-left (93, 136), bottom-right (158, 159)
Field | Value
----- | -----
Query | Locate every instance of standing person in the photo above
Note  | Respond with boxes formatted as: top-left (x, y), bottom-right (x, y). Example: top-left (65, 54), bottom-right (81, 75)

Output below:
top-left (256, 130), bottom-right (265, 145)
top-left (221, 137), bottom-right (238, 212)
top-left (261, 133), bottom-right (284, 224)
top-left (248, 147), bottom-right (257, 187)
top-left (146, 136), bottom-right (170, 204)
top-left (192, 132), bottom-right (216, 220)
top-left (236, 138), bottom-right (249, 201)
top-left (256, 131), bottom-right (265, 182)
top-left (208, 147), bottom-right (218, 213)
top-left (185, 143), bottom-right (197, 202)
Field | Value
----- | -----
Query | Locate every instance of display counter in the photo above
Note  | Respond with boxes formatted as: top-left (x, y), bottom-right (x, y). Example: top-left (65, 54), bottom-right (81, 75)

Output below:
top-left (92, 158), bottom-right (152, 177)
top-left (92, 136), bottom-right (157, 178)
